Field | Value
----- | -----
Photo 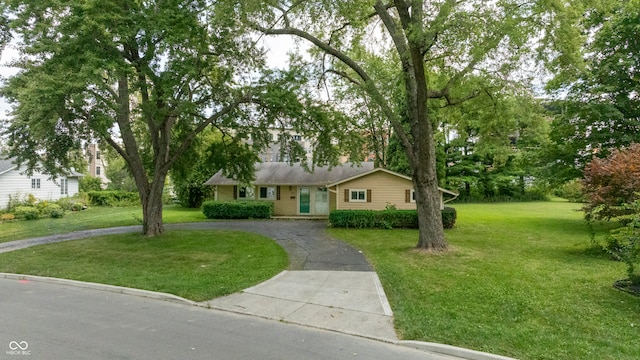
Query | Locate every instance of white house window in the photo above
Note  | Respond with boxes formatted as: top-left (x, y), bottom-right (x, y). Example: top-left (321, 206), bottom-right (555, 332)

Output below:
top-left (96, 151), bottom-right (101, 160)
top-left (31, 178), bottom-right (41, 189)
top-left (411, 190), bottom-right (416, 202)
top-left (292, 134), bottom-right (302, 141)
top-left (259, 186), bottom-right (277, 200)
top-left (61, 178), bottom-right (68, 195)
top-left (238, 186), bottom-right (255, 199)
top-left (96, 166), bottom-right (101, 176)
top-left (350, 189), bottom-right (367, 202)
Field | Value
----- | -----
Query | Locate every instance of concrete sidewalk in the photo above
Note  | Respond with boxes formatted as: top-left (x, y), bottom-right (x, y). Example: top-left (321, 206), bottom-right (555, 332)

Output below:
top-left (202, 270), bottom-right (397, 341)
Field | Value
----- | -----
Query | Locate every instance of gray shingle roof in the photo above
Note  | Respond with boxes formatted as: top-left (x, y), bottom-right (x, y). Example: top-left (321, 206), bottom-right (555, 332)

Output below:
top-left (205, 162), bottom-right (376, 186)
top-left (0, 157), bottom-right (17, 175)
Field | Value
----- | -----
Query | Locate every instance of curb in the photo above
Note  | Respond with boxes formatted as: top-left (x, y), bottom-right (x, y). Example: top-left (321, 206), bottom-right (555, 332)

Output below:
top-left (399, 341), bottom-right (517, 360)
top-left (0, 273), bottom-right (198, 306)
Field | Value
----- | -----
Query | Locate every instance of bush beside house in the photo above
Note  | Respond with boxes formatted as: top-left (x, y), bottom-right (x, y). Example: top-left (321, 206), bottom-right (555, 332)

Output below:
top-left (202, 201), bottom-right (273, 219)
top-left (329, 207), bottom-right (457, 229)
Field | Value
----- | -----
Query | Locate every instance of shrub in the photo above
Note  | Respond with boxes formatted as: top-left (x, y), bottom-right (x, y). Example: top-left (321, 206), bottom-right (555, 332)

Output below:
top-left (87, 191), bottom-right (140, 206)
top-left (329, 207), bottom-right (456, 229)
top-left (583, 143), bottom-right (640, 220)
top-left (554, 179), bottom-right (586, 202)
top-left (603, 200), bottom-right (640, 285)
top-left (13, 206), bottom-right (40, 220)
top-left (202, 201), bottom-right (273, 219)
top-left (1, 213), bottom-right (15, 221)
top-left (79, 176), bottom-right (103, 192)
top-left (42, 203), bottom-right (65, 218)
top-left (442, 207), bottom-right (457, 229)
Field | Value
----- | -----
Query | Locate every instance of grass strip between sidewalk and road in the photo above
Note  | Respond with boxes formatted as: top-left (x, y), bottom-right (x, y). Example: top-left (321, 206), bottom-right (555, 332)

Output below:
top-left (329, 201), bottom-right (640, 360)
top-left (0, 229), bottom-right (288, 302)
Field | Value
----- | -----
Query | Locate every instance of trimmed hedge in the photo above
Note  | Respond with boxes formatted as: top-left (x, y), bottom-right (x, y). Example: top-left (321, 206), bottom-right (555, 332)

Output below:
top-left (202, 201), bottom-right (274, 219)
top-left (87, 191), bottom-right (140, 206)
top-left (329, 207), bottom-right (457, 229)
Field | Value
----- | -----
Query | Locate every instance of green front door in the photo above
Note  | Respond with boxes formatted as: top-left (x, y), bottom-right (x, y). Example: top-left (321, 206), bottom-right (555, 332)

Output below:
top-left (299, 187), bottom-right (310, 214)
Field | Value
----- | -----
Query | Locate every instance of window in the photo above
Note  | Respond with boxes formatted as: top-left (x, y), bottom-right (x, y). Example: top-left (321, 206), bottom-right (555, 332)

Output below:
top-left (259, 186), bottom-right (277, 200)
top-left (31, 178), bottom-right (41, 189)
top-left (405, 189), bottom-right (416, 203)
top-left (60, 178), bottom-right (68, 195)
top-left (292, 134), bottom-right (302, 141)
top-left (238, 186), bottom-right (255, 199)
top-left (96, 166), bottom-right (101, 176)
top-left (350, 189), bottom-right (367, 202)
top-left (96, 151), bottom-right (101, 160)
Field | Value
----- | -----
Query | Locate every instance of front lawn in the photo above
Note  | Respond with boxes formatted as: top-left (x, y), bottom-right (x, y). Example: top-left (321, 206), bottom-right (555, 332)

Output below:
top-left (329, 201), bottom-right (640, 360)
top-left (0, 229), bottom-right (288, 301)
top-left (0, 205), bottom-right (206, 243)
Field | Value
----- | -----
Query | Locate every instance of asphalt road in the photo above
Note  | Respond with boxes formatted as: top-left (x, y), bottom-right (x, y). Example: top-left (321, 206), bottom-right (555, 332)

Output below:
top-left (1, 278), bottom-right (455, 360)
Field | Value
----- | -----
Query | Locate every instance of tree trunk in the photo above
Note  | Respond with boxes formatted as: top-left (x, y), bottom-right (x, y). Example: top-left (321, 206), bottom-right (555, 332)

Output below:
top-left (140, 174), bottom-right (167, 236)
top-left (412, 124), bottom-right (447, 251)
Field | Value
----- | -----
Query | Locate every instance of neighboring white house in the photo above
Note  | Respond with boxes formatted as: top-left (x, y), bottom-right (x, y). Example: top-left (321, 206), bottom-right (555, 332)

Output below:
top-left (0, 158), bottom-right (83, 210)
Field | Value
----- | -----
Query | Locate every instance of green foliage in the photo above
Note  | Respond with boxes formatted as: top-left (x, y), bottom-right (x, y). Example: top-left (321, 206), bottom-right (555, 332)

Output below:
top-left (554, 179), bottom-right (586, 203)
top-left (329, 208), bottom-right (456, 230)
top-left (13, 206), bottom-right (40, 220)
top-left (201, 201), bottom-right (273, 219)
top-left (47, 204), bottom-right (66, 219)
top-left (441, 207), bottom-right (457, 229)
top-left (542, 1), bottom-right (640, 184)
top-left (603, 201), bottom-right (640, 285)
top-left (87, 191), bottom-right (140, 207)
top-left (79, 176), bottom-right (103, 192)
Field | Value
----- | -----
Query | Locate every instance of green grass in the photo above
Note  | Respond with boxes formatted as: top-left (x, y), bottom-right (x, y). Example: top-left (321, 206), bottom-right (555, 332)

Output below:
top-left (329, 201), bottom-right (640, 360)
top-left (0, 229), bottom-right (288, 301)
top-left (0, 205), bottom-right (207, 243)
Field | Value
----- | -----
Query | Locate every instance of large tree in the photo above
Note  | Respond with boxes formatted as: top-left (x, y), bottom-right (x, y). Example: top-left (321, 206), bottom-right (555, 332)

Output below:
top-left (541, 0), bottom-right (640, 184)
top-left (0, 0), bottom-right (352, 236)
top-left (247, 0), bottom-right (583, 250)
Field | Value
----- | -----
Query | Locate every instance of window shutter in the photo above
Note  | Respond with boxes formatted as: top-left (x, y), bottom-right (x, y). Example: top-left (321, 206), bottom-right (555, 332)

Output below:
top-left (233, 185), bottom-right (237, 200)
top-left (367, 189), bottom-right (372, 203)
top-left (405, 189), bottom-right (410, 203)
top-left (344, 189), bottom-right (349, 202)
top-left (276, 186), bottom-right (281, 200)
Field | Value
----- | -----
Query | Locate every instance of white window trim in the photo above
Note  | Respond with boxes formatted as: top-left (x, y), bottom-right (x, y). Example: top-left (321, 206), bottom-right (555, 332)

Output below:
top-left (259, 186), bottom-right (277, 200)
top-left (31, 178), bottom-right (41, 189)
top-left (60, 178), bottom-right (69, 195)
top-left (410, 189), bottom-right (416, 203)
top-left (237, 186), bottom-right (255, 200)
top-left (350, 189), bottom-right (367, 202)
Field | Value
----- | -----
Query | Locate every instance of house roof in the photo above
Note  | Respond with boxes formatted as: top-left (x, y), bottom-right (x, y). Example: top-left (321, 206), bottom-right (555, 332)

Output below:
top-left (205, 162), bottom-right (377, 186)
top-left (204, 162), bottom-right (459, 197)
top-left (0, 157), bottom-right (84, 177)
top-left (0, 158), bottom-right (17, 176)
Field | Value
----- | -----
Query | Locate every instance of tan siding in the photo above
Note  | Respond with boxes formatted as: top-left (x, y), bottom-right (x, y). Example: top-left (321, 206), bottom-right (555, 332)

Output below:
top-left (336, 172), bottom-right (416, 210)
top-left (274, 186), bottom-right (298, 216)
top-left (217, 186), bottom-right (235, 201)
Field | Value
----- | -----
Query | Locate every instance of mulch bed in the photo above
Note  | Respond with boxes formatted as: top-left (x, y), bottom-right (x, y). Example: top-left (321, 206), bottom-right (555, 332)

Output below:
top-left (614, 279), bottom-right (640, 297)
